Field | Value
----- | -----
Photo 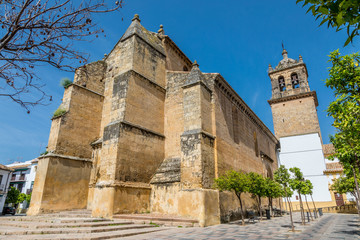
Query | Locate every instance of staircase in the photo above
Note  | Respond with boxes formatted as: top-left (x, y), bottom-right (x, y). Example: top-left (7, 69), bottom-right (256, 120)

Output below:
top-left (113, 213), bottom-right (199, 227)
top-left (0, 210), bottom-right (168, 239)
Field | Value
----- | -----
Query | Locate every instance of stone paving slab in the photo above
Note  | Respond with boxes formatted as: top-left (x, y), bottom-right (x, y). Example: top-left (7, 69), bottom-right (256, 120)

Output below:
top-left (120, 213), bottom-right (360, 240)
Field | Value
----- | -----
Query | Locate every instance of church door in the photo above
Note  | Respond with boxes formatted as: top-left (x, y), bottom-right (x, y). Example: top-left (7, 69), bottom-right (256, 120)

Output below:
top-left (334, 193), bottom-right (344, 206)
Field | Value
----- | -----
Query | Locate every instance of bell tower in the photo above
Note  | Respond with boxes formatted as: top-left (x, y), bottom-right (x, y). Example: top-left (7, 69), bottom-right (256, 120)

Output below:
top-left (268, 49), bottom-right (321, 140)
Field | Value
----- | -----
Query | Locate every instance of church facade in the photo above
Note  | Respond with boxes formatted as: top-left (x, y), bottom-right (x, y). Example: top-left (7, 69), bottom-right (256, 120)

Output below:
top-left (28, 15), bottom-right (279, 226)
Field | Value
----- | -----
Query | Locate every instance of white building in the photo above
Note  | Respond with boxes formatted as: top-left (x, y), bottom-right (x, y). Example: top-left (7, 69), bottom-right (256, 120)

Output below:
top-left (7, 159), bottom-right (38, 210)
top-left (0, 164), bottom-right (13, 214)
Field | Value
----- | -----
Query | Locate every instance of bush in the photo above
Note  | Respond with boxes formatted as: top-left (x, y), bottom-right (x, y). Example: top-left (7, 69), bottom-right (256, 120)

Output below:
top-left (60, 77), bottom-right (72, 88)
top-left (40, 150), bottom-right (48, 156)
top-left (52, 108), bottom-right (67, 118)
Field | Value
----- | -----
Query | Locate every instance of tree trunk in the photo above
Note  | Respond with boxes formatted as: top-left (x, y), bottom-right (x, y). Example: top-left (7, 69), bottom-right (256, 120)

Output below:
top-left (258, 195), bottom-right (262, 220)
top-left (310, 194), bottom-right (318, 218)
top-left (304, 195), bottom-right (313, 221)
top-left (279, 197), bottom-right (283, 216)
top-left (351, 166), bottom-right (360, 218)
top-left (269, 197), bottom-right (274, 217)
top-left (285, 187), bottom-right (295, 231)
top-left (236, 193), bottom-right (245, 226)
top-left (298, 193), bottom-right (305, 225)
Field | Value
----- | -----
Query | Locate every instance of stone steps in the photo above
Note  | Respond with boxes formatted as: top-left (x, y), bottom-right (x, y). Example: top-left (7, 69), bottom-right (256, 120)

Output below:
top-left (0, 210), bottom-right (173, 239)
top-left (0, 217), bottom-right (108, 223)
top-left (0, 220), bottom-right (133, 229)
top-left (113, 214), bottom-right (199, 227)
top-left (3, 228), bottom-right (165, 240)
top-left (0, 224), bottom-right (155, 235)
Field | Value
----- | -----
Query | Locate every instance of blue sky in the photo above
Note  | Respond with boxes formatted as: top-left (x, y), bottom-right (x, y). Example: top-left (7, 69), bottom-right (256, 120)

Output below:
top-left (0, 0), bottom-right (358, 165)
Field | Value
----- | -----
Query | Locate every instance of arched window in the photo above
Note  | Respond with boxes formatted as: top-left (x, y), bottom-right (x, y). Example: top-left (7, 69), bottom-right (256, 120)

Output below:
top-left (291, 73), bottom-right (299, 89)
top-left (278, 76), bottom-right (285, 92)
top-left (183, 66), bottom-right (188, 71)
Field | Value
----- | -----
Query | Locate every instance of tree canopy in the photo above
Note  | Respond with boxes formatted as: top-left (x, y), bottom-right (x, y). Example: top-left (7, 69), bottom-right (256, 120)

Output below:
top-left (326, 50), bottom-right (360, 171)
top-left (296, 0), bottom-right (360, 46)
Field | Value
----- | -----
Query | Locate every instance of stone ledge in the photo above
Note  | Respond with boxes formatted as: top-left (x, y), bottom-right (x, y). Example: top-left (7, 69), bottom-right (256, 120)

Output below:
top-left (95, 180), bottom-right (151, 189)
top-left (71, 83), bottom-right (105, 97)
top-left (38, 153), bottom-right (92, 162)
top-left (181, 129), bottom-right (215, 140)
top-left (182, 80), bottom-right (212, 93)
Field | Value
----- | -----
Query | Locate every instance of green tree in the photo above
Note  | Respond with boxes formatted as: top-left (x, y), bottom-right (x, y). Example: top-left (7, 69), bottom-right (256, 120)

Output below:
top-left (264, 178), bottom-right (283, 217)
top-left (247, 172), bottom-right (266, 220)
top-left (289, 167), bottom-right (307, 225)
top-left (325, 50), bottom-right (360, 216)
top-left (214, 170), bottom-right (250, 225)
top-left (274, 165), bottom-right (295, 231)
top-left (331, 167), bottom-right (360, 205)
top-left (26, 193), bottom-right (32, 204)
top-left (296, 0), bottom-right (360, 46)
top-left (17, 193), bottom-right (27, 204)
top-left (5, 187), bottom-right (20, 205)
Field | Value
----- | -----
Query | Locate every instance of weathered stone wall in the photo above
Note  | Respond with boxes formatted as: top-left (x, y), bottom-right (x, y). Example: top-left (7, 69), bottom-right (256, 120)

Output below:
top-left (150, 184), bottom-right (220, 227)
top-left (132, 37), bottom-right (166, 87)
top-left (164, 72), bottom-right (186, 159)
top-left (28, 156), bottom-right (91, 215)
top-left (116, 123), bottom-right (165, 182)
top-left (113, 186), bottom-right (151, 214)
top-left (213, 76), bottom-right (279, 220)
top-left (270, 96), bottom-right (321, 139)
top-left (49, 85), bottom-right (104, 159)
top-left (124, 71), bottom-right (165, 134)
top-left (163, 37), bottom-right (192, 71)
top-left (74, 61), bottom-right (106, 94)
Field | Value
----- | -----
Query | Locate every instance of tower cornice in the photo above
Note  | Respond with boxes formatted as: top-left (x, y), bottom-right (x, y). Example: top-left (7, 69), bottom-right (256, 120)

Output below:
top-left (268, 62), bottom-right (308, 78)
top-left (268, 91), bottom-right (318, 107)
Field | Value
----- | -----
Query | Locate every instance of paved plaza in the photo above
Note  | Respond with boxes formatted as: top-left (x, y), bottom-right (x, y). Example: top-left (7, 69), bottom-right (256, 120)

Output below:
top-left (0, 212), bottom-right (358, 239)
top-left (121, 213), bottom-right (359, 240)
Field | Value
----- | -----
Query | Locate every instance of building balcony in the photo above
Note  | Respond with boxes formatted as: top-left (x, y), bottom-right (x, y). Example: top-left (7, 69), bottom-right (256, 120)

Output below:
top-left (10, 176), bottom-right (27, 182)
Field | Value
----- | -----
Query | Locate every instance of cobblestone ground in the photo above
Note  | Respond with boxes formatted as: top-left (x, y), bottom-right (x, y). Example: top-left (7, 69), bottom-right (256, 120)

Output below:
top-left (121, 213), bottom-right (360, 240)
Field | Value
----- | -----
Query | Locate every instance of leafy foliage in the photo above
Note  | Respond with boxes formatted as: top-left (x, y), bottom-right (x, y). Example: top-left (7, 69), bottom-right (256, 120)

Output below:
top-left (214, 170), bottom-right (250, 225)
top-left (264, 178), bottom-right (283, 199)
top-left (331, 168), bottom-right (360, 200)
top-left (52, 107), bottom-right (66, 118)
top-left (26, 193), bottom-right (32, 204)
top-left (326, 50), bottom-right (360, 168)
top-left (296, 0), bottom-right (360, 46)
top-left (5, 186), bottom-right (20, 204)
top-left (248, 172), bottom-right (267, 219)
top-left (325, 50), bottom-right (360, 216)
top-left (274, 165), bottom-right (295, 231)
top-left (60, 77), bottom-right (72, 88)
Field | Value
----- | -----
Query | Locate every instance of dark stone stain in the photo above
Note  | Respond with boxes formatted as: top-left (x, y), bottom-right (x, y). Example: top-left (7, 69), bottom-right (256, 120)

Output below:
top-left (113, 72), bottom-right (131, 98)
top-left (181, 133), bottom-right (201, 156)
top-left (103, 122), bottom-right (120, 141)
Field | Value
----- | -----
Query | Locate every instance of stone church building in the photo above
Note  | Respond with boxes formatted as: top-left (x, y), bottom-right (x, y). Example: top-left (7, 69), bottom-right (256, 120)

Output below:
top-left (28, 15), bottom-right (280, 226)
